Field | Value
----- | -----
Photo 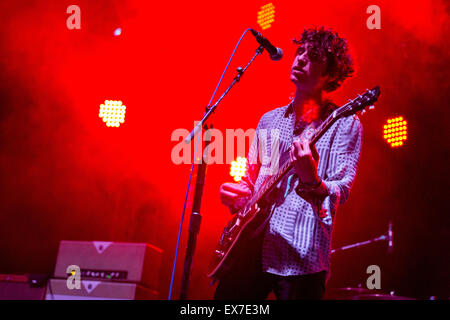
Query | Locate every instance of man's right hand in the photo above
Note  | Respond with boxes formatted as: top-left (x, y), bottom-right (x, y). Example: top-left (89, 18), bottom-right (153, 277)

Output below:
top-left (219, 182), bottom-right (252, 209)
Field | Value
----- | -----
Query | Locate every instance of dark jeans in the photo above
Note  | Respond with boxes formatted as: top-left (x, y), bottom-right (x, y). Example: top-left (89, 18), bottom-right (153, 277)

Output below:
top-left (214, 233), bottom-right (326, 300)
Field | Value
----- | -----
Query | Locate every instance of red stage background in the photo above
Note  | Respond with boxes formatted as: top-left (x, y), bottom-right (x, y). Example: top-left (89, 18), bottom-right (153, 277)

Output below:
top-left (0, 0), bottom-right (448, 299)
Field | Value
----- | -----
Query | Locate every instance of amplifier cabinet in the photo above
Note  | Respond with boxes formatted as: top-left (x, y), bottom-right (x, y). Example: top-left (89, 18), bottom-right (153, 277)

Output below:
top-left (0, 274), bottom-right (46, 300)
top-left (54, 241), bottom-right (162, 289)
top-left (45, 278), bottom-right (158, 300)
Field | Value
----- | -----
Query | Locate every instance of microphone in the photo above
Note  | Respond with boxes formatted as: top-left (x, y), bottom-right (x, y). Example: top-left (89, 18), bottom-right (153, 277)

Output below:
top-left (250, 29), bottom-right (283, 61)
top-left (388, 220), bottom-right (393, 254)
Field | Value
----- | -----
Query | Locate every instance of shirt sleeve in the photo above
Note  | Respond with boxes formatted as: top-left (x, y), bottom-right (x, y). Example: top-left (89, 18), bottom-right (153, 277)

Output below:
top-left (312, 116), bottom-right (363, 221)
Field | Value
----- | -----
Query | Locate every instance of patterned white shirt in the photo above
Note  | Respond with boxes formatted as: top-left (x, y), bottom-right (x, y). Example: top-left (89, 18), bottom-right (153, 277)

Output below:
top-left (238, 102), bottom-right (363, 278)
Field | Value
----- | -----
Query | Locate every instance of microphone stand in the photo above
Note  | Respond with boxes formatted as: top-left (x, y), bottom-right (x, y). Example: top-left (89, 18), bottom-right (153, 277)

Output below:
top-left (331, 221), bottom-right (393, 254)
top-left (331, 235), bottom-right (386, 254)
top-left (179, 45), bottom-right (264, 300)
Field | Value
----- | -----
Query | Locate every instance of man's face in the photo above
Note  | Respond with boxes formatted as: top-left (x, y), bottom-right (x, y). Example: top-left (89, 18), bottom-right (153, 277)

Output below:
top-left (290, 43), bottom-right (328, 90)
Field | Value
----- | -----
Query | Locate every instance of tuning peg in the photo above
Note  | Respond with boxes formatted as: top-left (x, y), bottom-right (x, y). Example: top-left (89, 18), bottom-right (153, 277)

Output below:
top-left (360, 109), bottom-right (366, 115)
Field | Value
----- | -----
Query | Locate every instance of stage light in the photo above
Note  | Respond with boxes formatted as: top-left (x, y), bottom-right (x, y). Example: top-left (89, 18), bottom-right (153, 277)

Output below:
top-left (99, 100), bottom-right (126, 127)
top-left (257, 3), bottom-right (275, 30)
top-left (383, 116), bottom-right (407, 148)
top-left (230, 157), bottom-right (247, 182)
top-left (114, 28), bottom-right (122, 36)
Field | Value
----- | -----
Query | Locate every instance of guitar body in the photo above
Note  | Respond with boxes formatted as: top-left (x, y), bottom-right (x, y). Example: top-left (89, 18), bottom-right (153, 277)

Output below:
top-left (208, 86), bottom-right (380, 279)
top-left (208, 202), bottom-right (270, 279)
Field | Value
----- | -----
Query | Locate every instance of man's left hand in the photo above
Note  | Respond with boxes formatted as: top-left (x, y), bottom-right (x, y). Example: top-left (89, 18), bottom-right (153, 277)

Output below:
top-left (289, 138), bottom-right (320, 185)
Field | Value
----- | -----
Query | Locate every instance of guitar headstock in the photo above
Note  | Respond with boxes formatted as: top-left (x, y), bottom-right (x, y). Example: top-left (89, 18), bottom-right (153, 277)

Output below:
top-left (342, 86), bottom-right (381, 117)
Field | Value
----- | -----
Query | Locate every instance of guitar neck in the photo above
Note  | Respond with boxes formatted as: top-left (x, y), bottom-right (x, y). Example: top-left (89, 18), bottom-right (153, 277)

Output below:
top-left (247, 101), bottom-right (353, 207)
top-left (311, 101), bottom-right (353, 144)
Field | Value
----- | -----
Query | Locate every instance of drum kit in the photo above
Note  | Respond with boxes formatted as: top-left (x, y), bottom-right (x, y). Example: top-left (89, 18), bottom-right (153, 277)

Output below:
top-left (325, 221), bottom-right (416, 300)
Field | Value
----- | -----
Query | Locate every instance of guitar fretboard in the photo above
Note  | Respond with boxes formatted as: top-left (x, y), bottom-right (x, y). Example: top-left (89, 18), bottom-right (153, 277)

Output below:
top-left (245, 100), bottom-right (354, 208)
top-left (242, 86), bottom-right (379, 210)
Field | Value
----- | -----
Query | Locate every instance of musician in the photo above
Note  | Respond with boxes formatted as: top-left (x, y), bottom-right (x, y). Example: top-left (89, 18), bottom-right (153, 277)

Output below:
top-left (215, 27), bottom-right (362, 300)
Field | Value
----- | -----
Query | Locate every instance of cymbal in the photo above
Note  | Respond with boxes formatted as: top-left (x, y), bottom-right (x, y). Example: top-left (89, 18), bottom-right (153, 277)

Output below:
top-left (333, 287), bottom-right (374, 294)
top-left (324, 287), bottom-right (375, 300)
top-left (352, 294), bottom-right (416, 300)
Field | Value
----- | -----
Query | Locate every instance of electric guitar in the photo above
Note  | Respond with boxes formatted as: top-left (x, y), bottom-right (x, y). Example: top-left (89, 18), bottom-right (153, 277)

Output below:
top-left (208, 86), bottom-right (381, 279)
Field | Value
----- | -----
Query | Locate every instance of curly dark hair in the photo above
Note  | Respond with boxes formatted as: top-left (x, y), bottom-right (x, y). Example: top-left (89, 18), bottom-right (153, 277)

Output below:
top-left (293, 26), bottom-right (354, 92)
